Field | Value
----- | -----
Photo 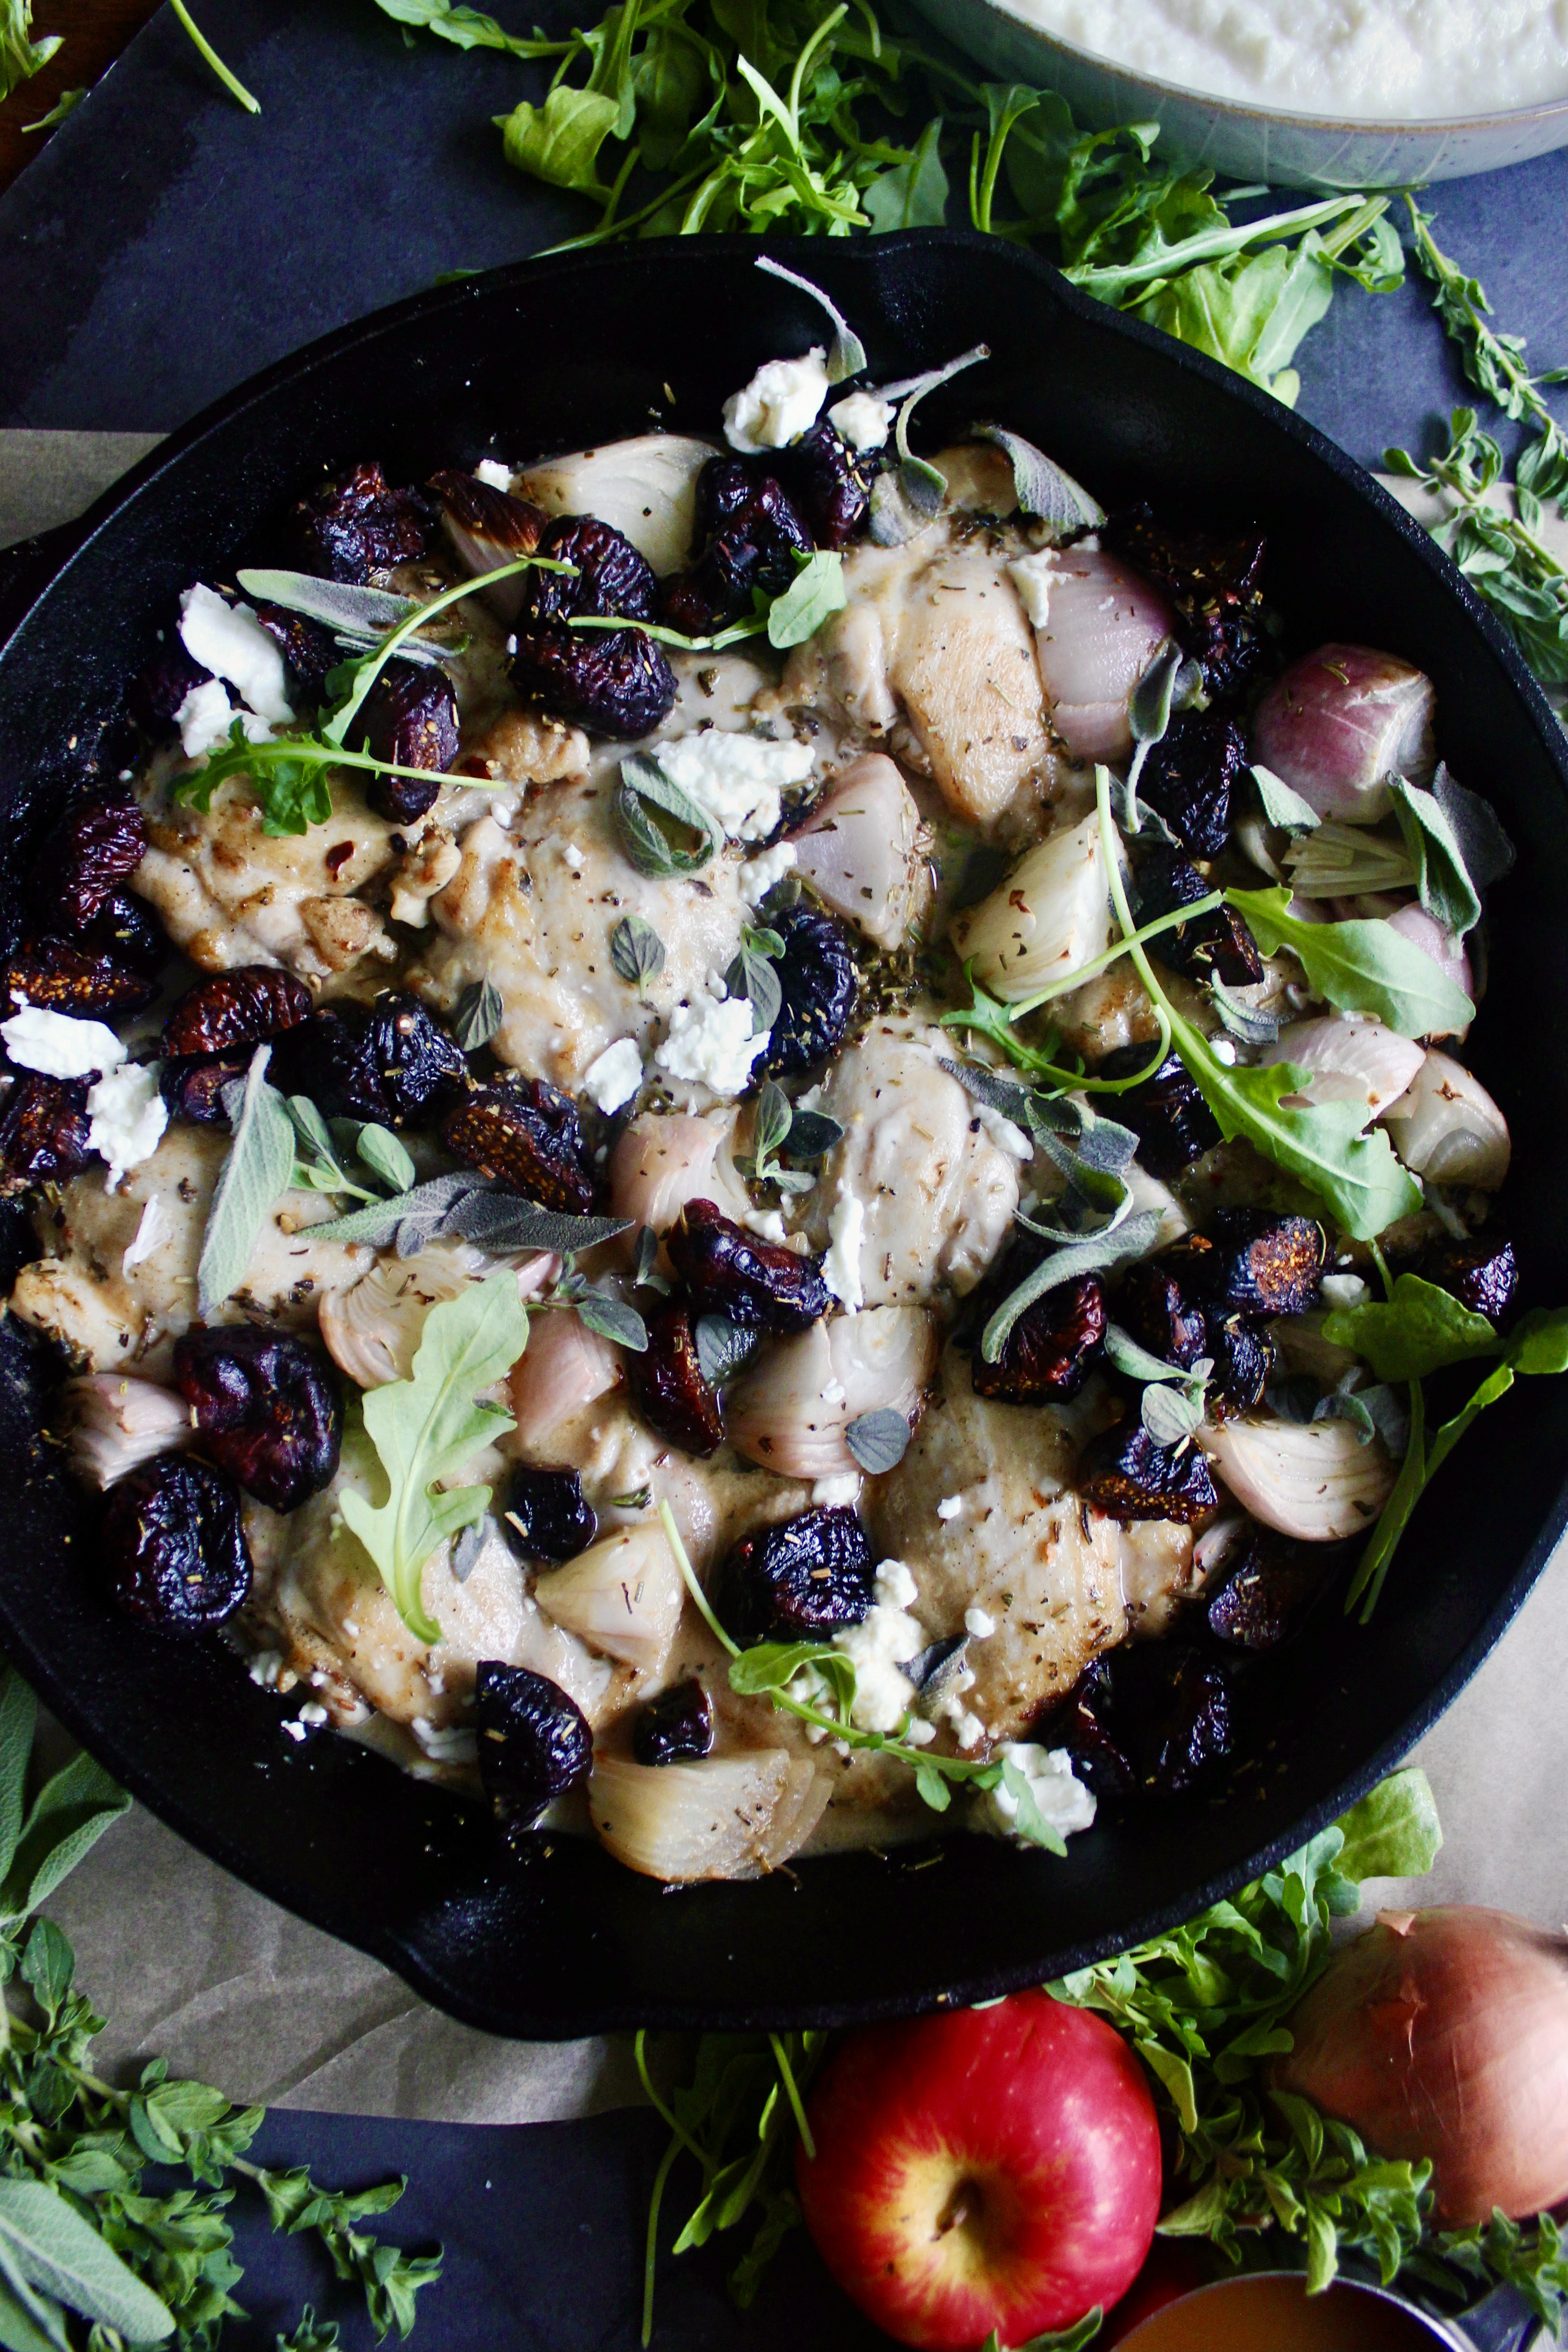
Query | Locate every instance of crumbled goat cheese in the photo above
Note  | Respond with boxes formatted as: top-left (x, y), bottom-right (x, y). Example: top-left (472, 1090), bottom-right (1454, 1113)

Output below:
top-left (827, 390), bottom-right (896, 452)
top-left (298, 1701), bottom-right (330, 1728)
top-left (1007, 549), bottom-right (1056, 629)
top-left (1210, 1036), bottom-right (1239, 1065)
top-left (584, 1037), bottom-right (644, 1114)
top-left (281, 1717), bottom-right (309, 1742)
top-left (964, 1605), bottom-right (998, 1639)
top-left (87, 1063), bottom-right (168, 1190)
top-left (823, 1183), bottom-right (864, 1311)
top-left (1321, 1271), bottom-right (1369, 1309)
top-left (656, 731), bottom-right (814, 843)
top-left (982, 1743), bottom-right (1097, 1843)
top-left (950, 1709), bottom-right (986, 1750)
top-left (178, 582), bottom-right (293, 725)
top-left (794, 1083), bottom-right (824, 1113)
top-left (654, 992), bottom-right (771, 1097)
top-left (902, 1716), bottom-right (937, 1748)
top-left (975, 1102), bottom-right (1033, 1160)
top-left (821, 1378), bottom-right (847, 1407)
top-left (744, 1207), bottom-right (788, 1244)
top-left (835, 1558), bottom-right (924, 1733)
top-left (723, 348), bottom-right (829, 453)
top-left (738, 840), bottom-right (798, 907)
top-left (123, 1195), bottom-right (173, 1271)
top-left (936, 1494), bottom-right (965, 1521)
top-left (176, 678), bottom-right (273, 761)
top-left (248, 1650), bottom-right (285, 1687)
top-left (2, 1002), bottom-right (126, 1080)
top-left (474, 459), bottom-right (514, 489)
top-left (811, 1472), bottom-right (861, 1508)
top-left (564, 841), bottom-right (586, 871)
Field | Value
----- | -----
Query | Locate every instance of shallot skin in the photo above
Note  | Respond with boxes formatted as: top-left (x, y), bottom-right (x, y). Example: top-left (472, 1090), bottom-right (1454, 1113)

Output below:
top-left (1276, 1905), bottom-right (1568, 2225)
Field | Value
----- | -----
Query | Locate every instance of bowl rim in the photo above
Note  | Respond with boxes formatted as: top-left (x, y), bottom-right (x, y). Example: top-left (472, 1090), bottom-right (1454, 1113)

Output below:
top-left (949, 0), bottom-right (1568, 139)
top-left (3, 226), bottom-right (1567, 2035)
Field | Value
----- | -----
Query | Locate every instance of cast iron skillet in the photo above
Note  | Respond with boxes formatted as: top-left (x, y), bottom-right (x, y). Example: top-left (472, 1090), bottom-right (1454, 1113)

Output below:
top-left (0, 232), bottom-right (1565, 2039)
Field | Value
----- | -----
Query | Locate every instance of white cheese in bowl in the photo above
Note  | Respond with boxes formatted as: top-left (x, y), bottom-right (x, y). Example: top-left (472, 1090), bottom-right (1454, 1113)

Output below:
top-left (996, 0), bottom-right (1568, 121)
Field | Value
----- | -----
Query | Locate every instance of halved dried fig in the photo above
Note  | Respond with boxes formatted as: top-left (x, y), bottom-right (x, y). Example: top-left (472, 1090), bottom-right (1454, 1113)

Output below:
top-left (290, 459), bottom-right (437, 583)
top-left (626, 1300), bottom-right (722, 1457)
top-left (1207, 1523), bottom-right (1329, 1650)
top-left (173, 1326), bottom-right (342, 1513)
top-left (441, 1078), bottom-right (596, 1213)
top-left (971, 1261), bottom-right (1105, 1403)
top-left (163, 967), bottom-right (314, 1059)
top-left (476, 1660), bottom-right (593, 1822)
top-left (1419, 1229), bottom-right (1517, 1327)
top-left (0, 1074), bottom-right (95, 1189)
top-left (1064, 1644), bottom-right (1233, 1797)
top-left (29, 795), bottom-right (146, 937)
top-left (667, 1199), bottom-right (829, 1333)
top-left (1, 938), bottom-right (157, 1018)
top-left (103, 1454), bottom-right (252, 1632)
top-left (1096, 1046), bottom-right (1220, 1178)
top-left (632, 1679), bottom-right (714, 1767)
top-left (1077, 1419), bottom-right (1218, 1522)
top-left (272, 994), bottom-right (465, 1127)
top-left (761, 904), bottom-right (859, 1077)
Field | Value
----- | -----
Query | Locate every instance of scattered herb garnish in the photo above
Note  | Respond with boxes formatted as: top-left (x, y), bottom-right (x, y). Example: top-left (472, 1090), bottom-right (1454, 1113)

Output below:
top-left (693, 1312), bottom-right (762, 1387)
top-left (1387, 201), bottom-right (1568, 704)
top-left (196, 1048), bottom-right (297, 1317)
top-left (0, 1667), bottom-right (441, 2346)
top-left (613, 751), bottom-right (719, 878)
top-left (610, 913), bottom-right (667, 991)
top-left (725, 925), bottom-right (785, 1035)
top-left (735, 1080), bottom-right (842, 1194)
top-left (1227, 883), bottom-right (1475, 1036)
top-left (452, 976), bottom-right (505, 1049)
top-left (342, 1270), bottom-right (529, 1641)
top-left (173, 557), bottom-right (569, 836)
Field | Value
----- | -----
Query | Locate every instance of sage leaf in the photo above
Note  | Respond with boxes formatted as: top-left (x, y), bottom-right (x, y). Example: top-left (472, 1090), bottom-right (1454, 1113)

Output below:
top-left (1210, 977), bottom-right (1283, 1045)
top-left (1388, 771), bottom-right (1484, 936)
top-left (1252, 762), bottom-right (1322, 831)
top-left (694, 1314), bottom-right (762, 1388)
top-left (614, 753), bottom-right (717, 878)
top-left (937, 1056), bottom-right (1033, 1123)
top-left (354, 1124), bottom-right (417, 1195)
top-left (341, 1271), bottom-right (528, 1642)
top-left (972, 425), bottom-right (1105, 539)
top-left (1129, 641), bottom-right (1202, 750)
top-left (1226, 885), bottom-right (1474, 1039)
top-left (869, 343), bottom-right (991, 545)
top-left (843, 1408), bottom-right (910, 1474)
top-left (573, 1289), bottom-right (649, 1351)
top-left (20, 1922), bottom-right (73, 2022)
top-left (983, 1213), bottom-right (1164, 1361)
top-left (197, 1047), bottom-right (296, 1318)
top-left (0, 2179), bottom-right (172, 2339)
top-left (753, 254), bottom-right (867, 382)
top-left (235, 568), bottom-right (417, 638)
top-left (609, 913), bottom-right (667, 989)
top-left (0, 2265), bottom-right (66, 2352)
top-left (308, 1171), bottom-right (485, 1251)
top-left (766, 552), bottom-right (847, 648)
top-left (453, 976), bottom-right (505, 1049)
top-left (0, 1673), bottom-right (37, 1888)
top-left (1104, 1323), bottom-right (1190, 1386)
top-left (445, 1196), bottom-right (631, 1256)
top-left (1141, 1383), bottom-right (1204, 1445)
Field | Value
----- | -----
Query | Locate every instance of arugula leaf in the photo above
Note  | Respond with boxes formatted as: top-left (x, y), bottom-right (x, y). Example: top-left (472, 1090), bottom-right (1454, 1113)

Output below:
top-left (497, 85), bottom-right (621, 197)
top-left (0, 0), bottom-right (58, 101)
top-left (198, 1048), bottom-right (296, 1317)
top-left (863, 118), bottom-right (948, 232)
top-left (341, 1272), bottom-right (528, 1641)
top-left (1322, 1272), bottom-right (1500, 1382)
top-left (1227, 884), bottom-right (1475, 1036)
top-left (21, 84), bottom-right (82, 132)
top-left (376, 0), bottom-right (552, 54)
top-left (1333, 1767), bottom-right (1444, 1882)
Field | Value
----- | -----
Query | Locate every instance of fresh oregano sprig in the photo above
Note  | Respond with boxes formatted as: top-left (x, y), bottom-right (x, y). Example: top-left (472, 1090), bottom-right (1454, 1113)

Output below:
top-left (0, 1666), bottom-right (442, 2346)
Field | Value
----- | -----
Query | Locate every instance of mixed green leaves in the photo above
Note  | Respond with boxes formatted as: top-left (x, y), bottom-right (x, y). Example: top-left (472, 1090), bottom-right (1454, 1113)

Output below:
top-left (0, 1667), bottom-right (441, 2348)
top-left (196, 1048), bottom-right (297, 1317)
top-left (734, 1079), bottom-right (842, 1195)
top-left (382, 0), bottom-right (1400, 407)
top-left (0, 0), bottom-right (60, 102)
top-left (342, 1271), bottom-right (530, 1640)
top-left (614, 751), bottom-right (718, 879)
top-left (1227, 884), bottom-right (1475, 1036)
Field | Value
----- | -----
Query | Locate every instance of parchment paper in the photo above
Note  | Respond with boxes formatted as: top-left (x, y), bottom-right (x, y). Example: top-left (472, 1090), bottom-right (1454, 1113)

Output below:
top-left (0, 429), bottom-right (1563, 2125)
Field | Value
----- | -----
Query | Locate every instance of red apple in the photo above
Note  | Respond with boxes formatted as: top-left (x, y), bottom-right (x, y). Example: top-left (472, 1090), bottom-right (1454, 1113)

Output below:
top-left (796, 1990), bottom-right (1162, 2351)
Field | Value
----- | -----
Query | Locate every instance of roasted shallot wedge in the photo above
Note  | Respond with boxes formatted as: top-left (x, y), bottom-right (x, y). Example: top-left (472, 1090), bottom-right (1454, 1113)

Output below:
top-left (430, 471), bottom-right (548, 620)
top-left (948, 812), bottom-right (1120, 1002)
top-left (1252, 645), bottom-right (1436, 821)
top-left (518, 434), bottom-right (717, 577)
top-left (1260, 1016), bottom-right (1424, 1117)
top-left (321, 1242), bottom-right (554, 1390)
top-left (507, 1309), bottom-right (622, 1452)
top-left (1203, 1413), bottom-right (1397, 1543)
top-left (532, 1525), bottom-right (683, 1677)
top-left (588, 1749), bottom-right (829, 1882)
top-left (1008, 544), bottom-right (1175, 761)
top-left (63, 1373), bottom-right (192, 1488)
top-left (1383, 1049), bottom-right (1511, 1189)
top-left (609, 1110), bottom-right (752, 1236)
top-left (789, 753), bottom-right (932, 953)
top-left (725, 1307), bottom-right (937, 1479)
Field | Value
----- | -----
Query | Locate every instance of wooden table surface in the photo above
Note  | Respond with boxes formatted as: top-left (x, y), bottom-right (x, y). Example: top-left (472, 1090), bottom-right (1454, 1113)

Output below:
top-left (0, 0), bottom-right (161, 194)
